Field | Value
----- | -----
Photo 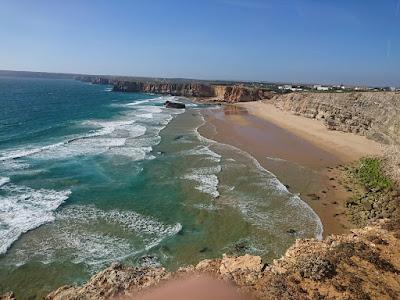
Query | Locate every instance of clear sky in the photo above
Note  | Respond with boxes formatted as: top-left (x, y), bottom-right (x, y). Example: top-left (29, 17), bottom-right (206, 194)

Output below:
top-left (0, 0), bottom-right (399, 86)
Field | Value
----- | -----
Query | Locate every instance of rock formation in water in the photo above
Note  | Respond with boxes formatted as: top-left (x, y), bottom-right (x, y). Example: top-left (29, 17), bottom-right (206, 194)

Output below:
top-left (44, 220), bottom-right (400, 300)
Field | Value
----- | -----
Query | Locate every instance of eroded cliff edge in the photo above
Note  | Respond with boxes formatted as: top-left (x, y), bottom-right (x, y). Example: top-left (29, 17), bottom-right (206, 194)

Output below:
top-left (267, 92), bottom-right (400, 145)
top-left (78, 76), bottom-right (275, 102)
top-left (42, 220), bottom-right (400, 300)
top-left (111, 81), bottom-right (274, 102)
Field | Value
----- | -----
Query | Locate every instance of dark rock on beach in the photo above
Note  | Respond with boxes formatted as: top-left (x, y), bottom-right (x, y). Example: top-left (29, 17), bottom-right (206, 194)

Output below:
top-left (164, 101), bottom-right (185, 109)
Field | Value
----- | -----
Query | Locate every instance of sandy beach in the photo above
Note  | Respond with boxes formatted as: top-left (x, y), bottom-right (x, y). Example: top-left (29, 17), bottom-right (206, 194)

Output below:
top-left (242, 101), bottom-right (382, 162)
top-left (199, 103), bottom-right (383, 237)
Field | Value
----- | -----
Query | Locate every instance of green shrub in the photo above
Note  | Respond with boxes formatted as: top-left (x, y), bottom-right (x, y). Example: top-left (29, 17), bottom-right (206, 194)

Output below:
top-left (354, 158), bottom-right (393, 192)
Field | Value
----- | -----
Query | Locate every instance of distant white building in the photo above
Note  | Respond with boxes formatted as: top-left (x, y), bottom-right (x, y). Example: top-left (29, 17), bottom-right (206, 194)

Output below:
top-left (317, 86), bottom-right (330, 91)
top-left (313, 84), bottom-right (329, 91)
top-left (278, 84), bottom-right (303, 92)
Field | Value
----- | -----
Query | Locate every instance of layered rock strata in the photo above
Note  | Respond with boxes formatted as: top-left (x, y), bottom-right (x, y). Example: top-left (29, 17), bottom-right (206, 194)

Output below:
top-left (269, 92), bottom-right (400, 144)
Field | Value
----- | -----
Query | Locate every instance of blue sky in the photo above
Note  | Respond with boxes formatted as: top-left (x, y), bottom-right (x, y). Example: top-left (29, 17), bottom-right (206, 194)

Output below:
top-left (0, 0), bottom-right (399, 86)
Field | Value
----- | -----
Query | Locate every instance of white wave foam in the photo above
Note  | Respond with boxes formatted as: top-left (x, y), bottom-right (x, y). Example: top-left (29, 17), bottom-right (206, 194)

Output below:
top-left (1, 121), bottom-right (149, 163)
top-left (0, 183), bottom-right (70, 254)
top-left (10, 205), bottom-right (182, 267)
top-left (0, 160), bottom-right (30, 172)
top-left (137, 113), bottom-right (153, 119)
top-left (0, 99), bottom-right (177, 176)
top-left (0, 177), bottom-right (10, 187)
top-left (125, 100), bottom-right (150, 106)
top-left (110, 146), bottom-right (152, 160)
top-left (125, 96), bottom-right (167, 107)
top-left (138, 106), bottom-right (163, 114)
top-left (31, 137), bottom-right (127, 160)
top-left (84, 119), bottom-right (138, 136)
top-left (194, 114), bottom-right (324, 240)
top-left (182, 146), bottom-right (221, 162)
top-left (0, 148), bottom-right (40, 161)
top-left (183, 166), bottom-right (221, 198)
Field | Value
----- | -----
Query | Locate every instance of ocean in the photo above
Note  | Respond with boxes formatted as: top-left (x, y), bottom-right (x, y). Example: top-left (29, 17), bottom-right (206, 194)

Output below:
top-left (0, 77), bottom-right (322, 299)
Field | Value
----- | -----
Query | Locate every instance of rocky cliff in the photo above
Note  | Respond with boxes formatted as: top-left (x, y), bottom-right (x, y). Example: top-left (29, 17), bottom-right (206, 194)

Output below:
top-left (269, 92), bottom-right (400, 145)
top-left (112, 81), bottom-right (215, 97)
top-left (76, 76), bottom-right (274, 102)
top-left (212, 85), bottom-right (274, 102)
top-left (112, 81), bottom-right (274, 101)
top-left (43, 220), bottom-right (400, 300)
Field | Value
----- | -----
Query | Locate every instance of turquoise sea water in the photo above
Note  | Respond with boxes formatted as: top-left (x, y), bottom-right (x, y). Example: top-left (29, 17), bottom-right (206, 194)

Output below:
top-left (0, 77), bottom-right (322, 299)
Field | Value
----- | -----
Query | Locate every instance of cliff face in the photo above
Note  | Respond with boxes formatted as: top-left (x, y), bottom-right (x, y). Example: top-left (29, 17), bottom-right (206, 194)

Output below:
top-left (112, 81), bottom-right (274, 101)
top-left (112, 81), bottom-right (215, 97)
top-left (77, 76), bottom-right (274, 101)
top-left (212, 85), bottom-right (274, 102)
top-left (270, 92), bottom-right (400, 144)
top-left (44, 220), bottom-right (400, 300)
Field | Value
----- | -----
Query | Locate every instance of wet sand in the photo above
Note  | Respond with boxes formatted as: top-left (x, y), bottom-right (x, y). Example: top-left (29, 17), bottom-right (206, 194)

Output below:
top-left (198, 105), bottom-right (380, 237)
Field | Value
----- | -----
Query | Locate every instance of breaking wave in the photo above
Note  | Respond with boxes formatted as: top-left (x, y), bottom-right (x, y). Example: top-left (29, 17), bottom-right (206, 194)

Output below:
top-left (0, 182), bottom-right (71, 254)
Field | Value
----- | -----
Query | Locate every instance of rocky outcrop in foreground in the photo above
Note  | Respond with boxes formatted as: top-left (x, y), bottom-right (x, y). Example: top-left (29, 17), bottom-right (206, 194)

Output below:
top-left (45, 220), bottom-right (400, 300)
top-left (269, 92), bottom-right (400, 144)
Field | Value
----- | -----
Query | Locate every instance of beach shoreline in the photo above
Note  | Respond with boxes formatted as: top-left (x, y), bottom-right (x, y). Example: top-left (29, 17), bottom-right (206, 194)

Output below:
top-left (241, 101), bottom-right (382, 162)
top-left (198, 103), bottom-right (383, 237)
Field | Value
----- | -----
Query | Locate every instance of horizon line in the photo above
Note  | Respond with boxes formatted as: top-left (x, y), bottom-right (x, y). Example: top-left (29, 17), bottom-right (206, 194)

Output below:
top-left (0, 68), bottom-right (397, 89)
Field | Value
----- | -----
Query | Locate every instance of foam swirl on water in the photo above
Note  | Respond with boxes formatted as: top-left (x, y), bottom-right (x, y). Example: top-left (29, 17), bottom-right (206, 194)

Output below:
top-left (0, 182), bottom-right (70, 254)
top-left (7, 205), bottom-right (182, 268)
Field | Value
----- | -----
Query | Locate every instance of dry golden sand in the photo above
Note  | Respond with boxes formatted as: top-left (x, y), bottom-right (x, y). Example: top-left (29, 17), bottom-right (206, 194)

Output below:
top-left (199, 103), bottom-right (383, 237)
top-left (241, 101), bottom-right (382, 162)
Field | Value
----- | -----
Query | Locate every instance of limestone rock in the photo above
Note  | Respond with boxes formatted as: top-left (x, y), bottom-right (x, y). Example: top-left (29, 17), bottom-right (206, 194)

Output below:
top-left (219, 254), bottom-right (263, 276)
top-left (0, 292), bottom-right (16, 300)
top-left (45, 264), bottom-right (168, 300)
top-left (270, 91), bottom-right (400, 144)
top-left (45, 220), bottom-right (400, 300)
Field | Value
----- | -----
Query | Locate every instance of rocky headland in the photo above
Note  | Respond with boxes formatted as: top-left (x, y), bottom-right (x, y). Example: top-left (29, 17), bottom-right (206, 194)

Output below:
top-left (112, 81), bottom-right (215, 97)
top-left (77, 76), bottom-right (274, 102)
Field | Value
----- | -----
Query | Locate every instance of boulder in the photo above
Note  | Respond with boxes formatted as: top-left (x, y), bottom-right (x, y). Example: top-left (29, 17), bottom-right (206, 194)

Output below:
top-left (164, 101), bottom-right (185, 109)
